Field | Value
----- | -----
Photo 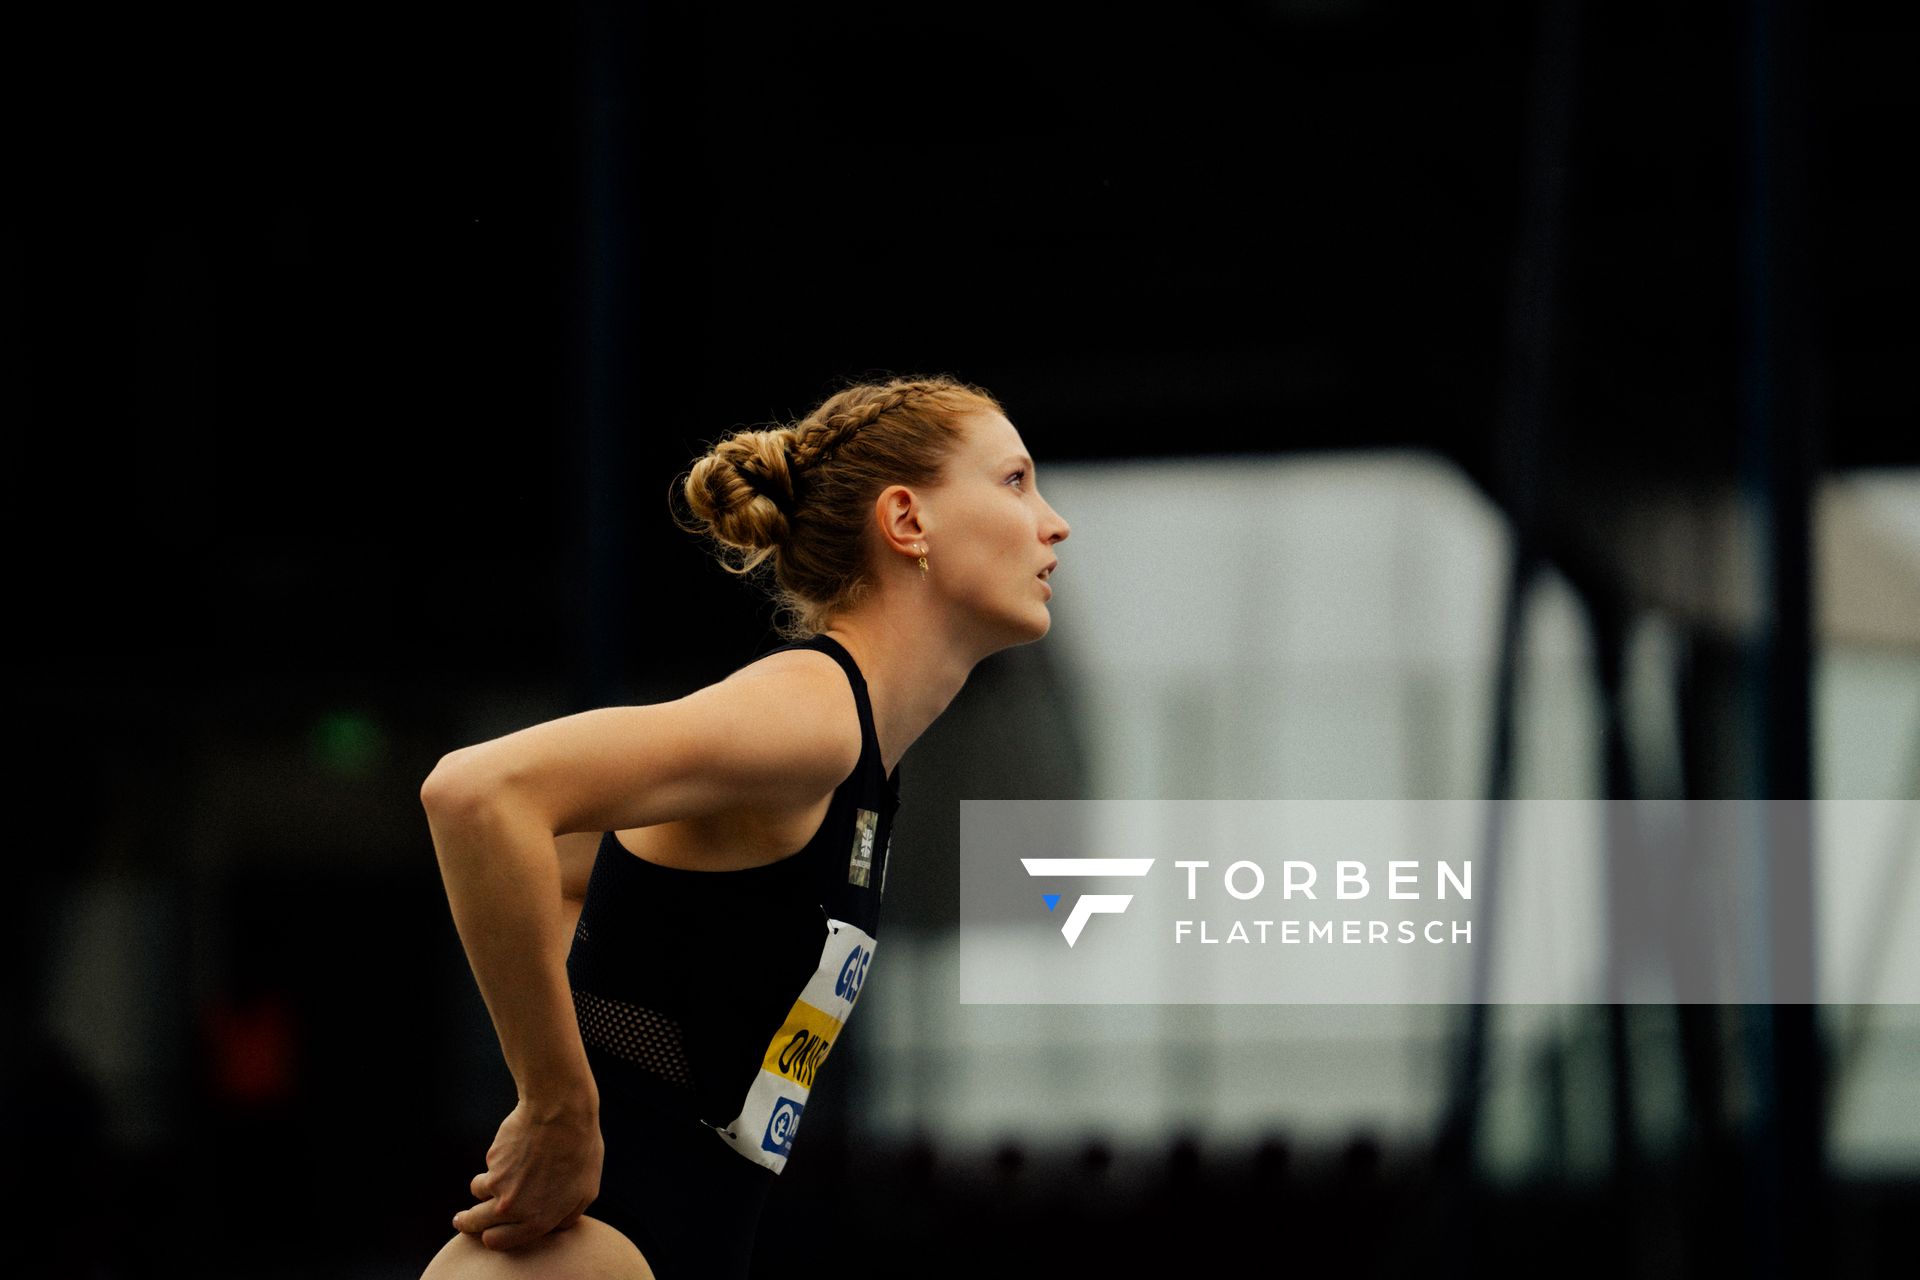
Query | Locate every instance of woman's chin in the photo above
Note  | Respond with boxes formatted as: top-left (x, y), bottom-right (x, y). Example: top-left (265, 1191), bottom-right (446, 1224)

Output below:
top-left (974, 598), bottom-right (1053, 649)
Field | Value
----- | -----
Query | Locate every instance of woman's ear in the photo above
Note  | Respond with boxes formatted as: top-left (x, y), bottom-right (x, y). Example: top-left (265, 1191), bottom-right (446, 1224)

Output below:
top-left (873, 484), bottom-right (927, 557)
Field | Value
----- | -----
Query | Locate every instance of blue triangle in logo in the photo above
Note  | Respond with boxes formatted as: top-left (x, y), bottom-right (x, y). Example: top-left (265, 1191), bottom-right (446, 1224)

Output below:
top-left (1042, 893), bottom-right (1061, 912)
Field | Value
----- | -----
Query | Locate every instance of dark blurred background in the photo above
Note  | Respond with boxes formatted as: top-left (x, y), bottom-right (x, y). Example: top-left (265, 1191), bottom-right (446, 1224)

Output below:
top-left (7, 0), bottom-right (1918, 1276)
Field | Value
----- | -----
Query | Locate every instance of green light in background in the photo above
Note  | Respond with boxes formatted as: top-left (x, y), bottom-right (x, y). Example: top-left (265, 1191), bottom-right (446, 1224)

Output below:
top-left (310, 710), bottom-right (385, 778)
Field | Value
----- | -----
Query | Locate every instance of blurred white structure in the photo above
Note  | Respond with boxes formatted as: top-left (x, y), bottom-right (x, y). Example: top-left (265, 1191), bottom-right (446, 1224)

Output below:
top-left (851, 452), bottom-right (1920, 1181)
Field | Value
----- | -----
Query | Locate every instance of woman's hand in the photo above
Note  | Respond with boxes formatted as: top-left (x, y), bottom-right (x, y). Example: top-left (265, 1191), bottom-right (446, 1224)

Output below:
top-left (452, 1093), bottom-right (604, 1251)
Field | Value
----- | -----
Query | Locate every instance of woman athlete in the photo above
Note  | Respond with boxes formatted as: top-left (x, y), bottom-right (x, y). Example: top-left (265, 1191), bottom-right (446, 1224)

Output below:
top-left (417, 375), bottom-right (1070, 1279)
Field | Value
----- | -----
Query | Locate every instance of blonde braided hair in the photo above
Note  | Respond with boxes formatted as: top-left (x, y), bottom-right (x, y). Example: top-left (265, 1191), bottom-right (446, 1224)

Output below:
top-left (673, 373), bottom-right (1006, 639)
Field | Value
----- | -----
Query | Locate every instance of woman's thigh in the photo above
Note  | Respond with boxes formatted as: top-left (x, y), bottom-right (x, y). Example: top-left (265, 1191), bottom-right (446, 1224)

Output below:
top-left (418, 1214), bottom-right (655, 1280)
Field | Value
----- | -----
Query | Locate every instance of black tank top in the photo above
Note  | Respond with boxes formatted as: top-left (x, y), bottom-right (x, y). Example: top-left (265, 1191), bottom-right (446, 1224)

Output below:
top-left (564, 633), bottom-right (901, 1175)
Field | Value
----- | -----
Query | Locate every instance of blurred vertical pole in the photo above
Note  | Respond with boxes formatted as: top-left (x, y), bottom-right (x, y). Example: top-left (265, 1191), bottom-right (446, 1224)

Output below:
top-left (576, 0), bottom-right (631, 710)
top-left (1735, 0), bottom-right (1825, 1276)
top-left (1437, 0), bottom-right (1579, 1267)
top-left (1674, 637), bottom-right (1752, 1273)
top-left (1588, 586), bottom-right (1645, 1258)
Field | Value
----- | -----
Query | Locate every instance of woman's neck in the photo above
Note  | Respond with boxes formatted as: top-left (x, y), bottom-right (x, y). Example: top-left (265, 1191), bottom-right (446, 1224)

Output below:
top-left (822, 613), bottom-right (976, 776)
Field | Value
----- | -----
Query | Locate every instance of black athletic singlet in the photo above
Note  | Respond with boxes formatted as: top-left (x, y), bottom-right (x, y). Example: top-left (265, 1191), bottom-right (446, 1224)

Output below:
top-left (564, 633), bottom-right (900, 1279)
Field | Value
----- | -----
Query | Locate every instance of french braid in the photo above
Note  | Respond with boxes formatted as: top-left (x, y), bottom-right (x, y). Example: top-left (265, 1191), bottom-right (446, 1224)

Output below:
top-left (675, 373), bottom-right (1007, 641)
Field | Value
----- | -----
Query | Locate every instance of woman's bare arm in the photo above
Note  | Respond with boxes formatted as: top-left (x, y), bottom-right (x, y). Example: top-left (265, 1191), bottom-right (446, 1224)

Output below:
top-left (430, 650), bottom-right (865, 837)
top-left (554, 831), bottom-right (597, 942)
top-left (417, 649), bottom-right (861, 1247)
top-left (555, 831), bottom-right (600, 905)
top-left (421, 793), bottom-right (599, 1107)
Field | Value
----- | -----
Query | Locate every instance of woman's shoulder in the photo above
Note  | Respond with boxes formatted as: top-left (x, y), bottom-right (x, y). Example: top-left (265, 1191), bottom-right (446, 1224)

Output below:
top-left (702, 645), bottom-right (864, 764)
top-left (716, 644), bottom-right (856, 709)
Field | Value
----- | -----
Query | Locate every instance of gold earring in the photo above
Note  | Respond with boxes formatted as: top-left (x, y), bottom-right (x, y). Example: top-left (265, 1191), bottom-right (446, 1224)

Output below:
top-left (916, 544), bottom-right (928, 578)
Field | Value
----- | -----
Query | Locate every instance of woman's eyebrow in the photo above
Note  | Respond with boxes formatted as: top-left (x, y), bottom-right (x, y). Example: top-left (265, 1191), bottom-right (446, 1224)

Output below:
top-left (997, 454), bottom-right (1035, 470)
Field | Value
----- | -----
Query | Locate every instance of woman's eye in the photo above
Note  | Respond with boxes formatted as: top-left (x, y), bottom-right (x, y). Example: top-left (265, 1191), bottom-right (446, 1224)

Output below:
top-left (1007, 470), bottom-right (1026, 488)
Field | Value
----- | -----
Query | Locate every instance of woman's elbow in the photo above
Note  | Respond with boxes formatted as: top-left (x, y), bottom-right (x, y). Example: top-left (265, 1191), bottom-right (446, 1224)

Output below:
top-left (421, 748), bottom-right (494, 812)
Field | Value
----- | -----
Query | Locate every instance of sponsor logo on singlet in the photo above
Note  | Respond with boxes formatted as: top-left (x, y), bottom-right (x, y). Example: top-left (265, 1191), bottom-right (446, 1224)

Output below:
top-left (762, 1096), bottom-right (804, 1156)
top-left (849, 808), bottom-right (879, 886)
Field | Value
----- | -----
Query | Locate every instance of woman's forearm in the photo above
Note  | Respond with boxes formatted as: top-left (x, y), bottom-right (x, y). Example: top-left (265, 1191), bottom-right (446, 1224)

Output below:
top-left (422, 769), bottom-right (598, 1116)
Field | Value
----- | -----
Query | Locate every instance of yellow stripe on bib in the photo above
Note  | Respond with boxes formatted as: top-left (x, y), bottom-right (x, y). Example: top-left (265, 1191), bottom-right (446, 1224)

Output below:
top-left (760, 1000), bottom-right (844, 1090)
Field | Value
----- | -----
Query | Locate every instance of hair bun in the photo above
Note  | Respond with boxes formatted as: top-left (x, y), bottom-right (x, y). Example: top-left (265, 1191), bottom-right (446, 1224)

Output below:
top-left (672, 372), bottom-right (1006, 641)
top-left (678, 431), bottom-right (804, 556)
top-left (738, 457), bottom-right (804, 520)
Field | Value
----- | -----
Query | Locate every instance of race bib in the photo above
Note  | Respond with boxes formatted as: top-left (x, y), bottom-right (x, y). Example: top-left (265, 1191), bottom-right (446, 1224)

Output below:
top-left (707, 917), bottom-right (876, 1173)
